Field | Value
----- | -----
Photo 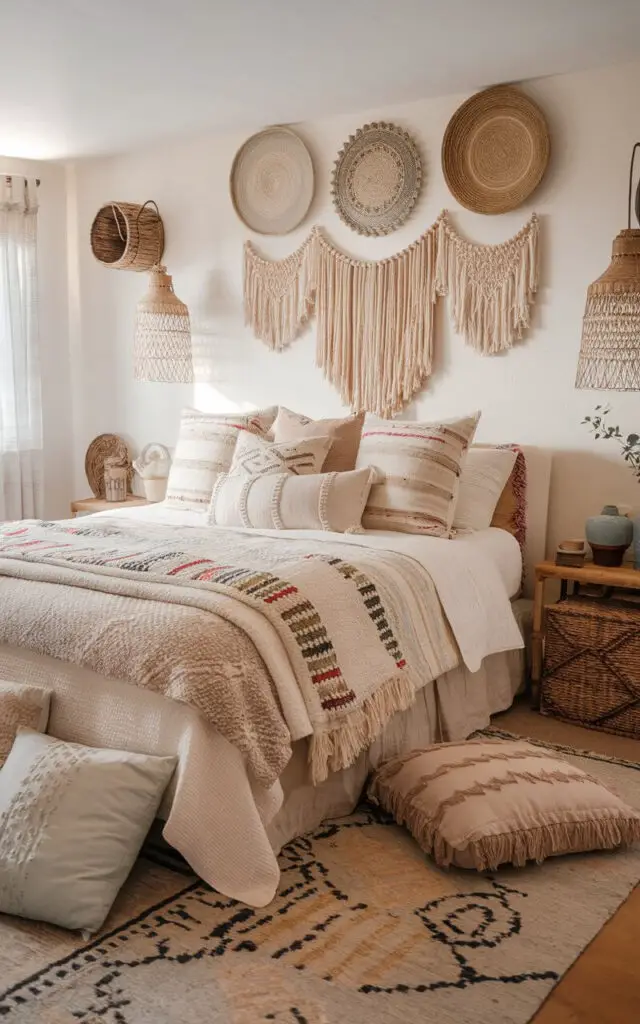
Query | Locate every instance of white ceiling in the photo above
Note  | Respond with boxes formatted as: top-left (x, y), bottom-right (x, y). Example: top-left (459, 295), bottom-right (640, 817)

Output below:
top-left (3, 0), bottom-right (640, 160)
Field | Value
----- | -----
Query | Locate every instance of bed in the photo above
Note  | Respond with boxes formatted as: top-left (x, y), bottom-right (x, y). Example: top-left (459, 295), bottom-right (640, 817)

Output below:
top-left (0, 448), bottom-right (550, 906)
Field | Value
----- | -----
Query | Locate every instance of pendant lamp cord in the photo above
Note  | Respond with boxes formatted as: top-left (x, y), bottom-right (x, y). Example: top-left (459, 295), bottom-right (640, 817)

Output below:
top-left (627, 142), bottom-right (640, 229)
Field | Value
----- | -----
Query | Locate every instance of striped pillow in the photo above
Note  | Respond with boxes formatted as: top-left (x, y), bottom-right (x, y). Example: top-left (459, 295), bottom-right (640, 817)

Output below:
top-left (356, 412), bottom-right (480, 536)
top-left (165, 407), bottom-right (277, 511)
top-left (229, 431), bottom-right (332, 478)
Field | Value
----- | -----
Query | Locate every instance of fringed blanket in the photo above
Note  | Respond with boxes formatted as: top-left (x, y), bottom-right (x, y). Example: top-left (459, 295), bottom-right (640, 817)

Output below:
top-left (0, 519), bottom-right (457, 784)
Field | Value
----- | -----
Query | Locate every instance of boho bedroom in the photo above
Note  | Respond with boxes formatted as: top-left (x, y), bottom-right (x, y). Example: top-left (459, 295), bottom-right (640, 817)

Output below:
top-left (0, 2), bottom-right (639, 1021)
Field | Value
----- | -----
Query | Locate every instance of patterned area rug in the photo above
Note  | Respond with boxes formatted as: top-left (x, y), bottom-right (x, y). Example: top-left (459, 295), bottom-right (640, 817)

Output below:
top-left (0, 735), bottom-right (639, 1023)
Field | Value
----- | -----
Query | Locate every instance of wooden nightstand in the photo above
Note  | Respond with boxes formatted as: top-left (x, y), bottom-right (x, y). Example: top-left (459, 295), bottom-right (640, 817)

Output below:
top-left (531, 560), bottom-right (640, 702)
top-left (70, 496), bottom-right (150, 517)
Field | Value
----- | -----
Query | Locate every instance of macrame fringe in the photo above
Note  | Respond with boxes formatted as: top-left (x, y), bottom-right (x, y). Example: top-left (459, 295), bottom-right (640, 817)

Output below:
top-left (436, 213), bottom-right (539, 354)
top-left (309, 672), bottom-right (415, 785)
top-left (314, 222), bottom-right (441, 417)
top-left (243, 212), bottom-right (540, 411)
top-left (373, 780), bottom-right (640, 871)
top-left (244, 231), bottom-right (317, 351)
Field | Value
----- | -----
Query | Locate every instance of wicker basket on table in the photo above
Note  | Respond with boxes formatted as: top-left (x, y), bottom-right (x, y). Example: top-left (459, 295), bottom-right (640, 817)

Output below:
top-left (541, 596), bottom-right (640, 738)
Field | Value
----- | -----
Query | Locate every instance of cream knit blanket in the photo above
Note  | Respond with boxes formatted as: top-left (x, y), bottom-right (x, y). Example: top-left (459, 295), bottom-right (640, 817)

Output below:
top-left (0, 519), bottom-right (456, 783)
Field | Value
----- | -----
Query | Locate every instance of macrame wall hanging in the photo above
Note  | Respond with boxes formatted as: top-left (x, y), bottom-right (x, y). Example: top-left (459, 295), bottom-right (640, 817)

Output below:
top-left (435, 214), bottom-right (539, 354)
top-left (243, 212), bottom-right (540, 416)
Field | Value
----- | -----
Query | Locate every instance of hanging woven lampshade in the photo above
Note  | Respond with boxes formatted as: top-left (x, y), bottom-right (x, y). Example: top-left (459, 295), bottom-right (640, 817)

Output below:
top-left (576, 143), bottom-right (640, 391)
top-left (134, 264), bottom-right (193, 383)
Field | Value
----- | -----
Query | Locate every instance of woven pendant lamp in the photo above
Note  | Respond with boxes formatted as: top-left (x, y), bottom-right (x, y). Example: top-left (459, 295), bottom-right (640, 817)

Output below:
top-left (576, 143), bottom-right (640, 391)
top-left (134, 264), bottom-right (193, 383)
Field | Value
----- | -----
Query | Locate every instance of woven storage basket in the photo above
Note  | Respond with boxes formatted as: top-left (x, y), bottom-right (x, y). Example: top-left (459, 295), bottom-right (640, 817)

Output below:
top-left (90, 202), bottom-right (164, 271)
top-left (541, 597), bottom-right (640, 738)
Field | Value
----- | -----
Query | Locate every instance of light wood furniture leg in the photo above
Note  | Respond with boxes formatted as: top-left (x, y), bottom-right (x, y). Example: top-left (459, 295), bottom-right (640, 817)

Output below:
top-left (531, 571), bottom-right (545, 707)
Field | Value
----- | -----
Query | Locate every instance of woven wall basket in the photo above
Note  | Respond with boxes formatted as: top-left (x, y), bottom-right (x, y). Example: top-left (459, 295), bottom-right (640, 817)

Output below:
top-left (331, 122), bottom-right (422, 235)
top-left (442, 85), bottom-right (550, 214)
top-left (90, 202), bottom-right (165, 271)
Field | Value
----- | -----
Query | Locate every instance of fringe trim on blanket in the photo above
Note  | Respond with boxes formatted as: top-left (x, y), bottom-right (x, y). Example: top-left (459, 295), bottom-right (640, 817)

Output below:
top-left (435, 212), bottom-right (539, 354)
top-left (373, 779), bottom-right (640, 870)
top-left (244, 231), bottom-right (317, 351)
top-left (309, 672), bottom-right (415, 785)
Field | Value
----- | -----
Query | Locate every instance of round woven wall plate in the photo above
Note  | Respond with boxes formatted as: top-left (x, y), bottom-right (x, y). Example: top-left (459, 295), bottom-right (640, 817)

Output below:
top-left (230, 126), bottom-right (314, 235)
top-left (85, 434), bottom-right (132, 499)
top-left (331, 122), bottom-right (422, 236)
top-left (442, 86), bottom-right (550, 214)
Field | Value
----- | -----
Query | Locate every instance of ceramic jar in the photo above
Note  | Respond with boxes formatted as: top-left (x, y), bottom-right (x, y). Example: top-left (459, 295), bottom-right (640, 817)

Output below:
top-left (585, 505), bottom-right (633, 567)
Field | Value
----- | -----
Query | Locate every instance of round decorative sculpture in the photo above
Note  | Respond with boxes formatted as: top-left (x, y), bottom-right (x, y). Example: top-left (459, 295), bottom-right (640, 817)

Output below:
top-left (442, 86), bottom-right (550, 214)
top-left (85, 434), bottom-right (133, 499)
top-left (230, 126), bottom-right (314, 235)
top-left (331, 122), bottom-right (422, 236)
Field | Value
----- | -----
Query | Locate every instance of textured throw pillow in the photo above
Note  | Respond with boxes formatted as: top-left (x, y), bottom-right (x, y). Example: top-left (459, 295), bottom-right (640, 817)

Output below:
top-left (356, 412), bottom-right (480, 536)
top-left (165, 406), bottom-right (277, 510)
top-left (368, 739), bottom-right (640, 871)
top-left (489, 445), bottom-right (528, 553)
top-left (271, 407), bottom-right (365, 473)
top-left (0, 681), bottom-right (51, 768)
top-left (229, 431), bottom-right (332, 477)
top-left (454, 447), bottom-right (517, 531)
top-left (208, 467), bottom-right (375, 533)
top-left (0, 729), bottom-right (176, 933)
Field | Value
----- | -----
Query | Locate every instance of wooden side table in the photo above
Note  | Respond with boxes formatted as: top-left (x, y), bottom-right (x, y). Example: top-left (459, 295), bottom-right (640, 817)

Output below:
top-left (531, 560), bottom-right (640, 702)
top-left (70, 496), bottom-right (150, 517)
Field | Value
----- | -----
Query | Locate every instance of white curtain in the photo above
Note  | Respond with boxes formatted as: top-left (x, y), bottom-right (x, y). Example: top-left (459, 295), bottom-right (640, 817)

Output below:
top-left (0, 176), bottom-right (42, 521)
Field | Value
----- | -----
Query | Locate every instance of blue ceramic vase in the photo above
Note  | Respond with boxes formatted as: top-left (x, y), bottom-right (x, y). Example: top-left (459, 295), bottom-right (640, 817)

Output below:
top-left (585, 505), bottom-right (633, 567)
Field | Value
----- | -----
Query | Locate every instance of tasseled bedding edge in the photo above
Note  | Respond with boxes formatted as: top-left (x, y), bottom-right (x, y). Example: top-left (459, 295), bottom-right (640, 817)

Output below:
top-left (309, 673), bottom-right (416, 785)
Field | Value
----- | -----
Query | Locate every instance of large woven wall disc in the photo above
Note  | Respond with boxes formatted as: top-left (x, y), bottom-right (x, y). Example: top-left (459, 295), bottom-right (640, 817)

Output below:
top-left (230, 126), bottom-right (314, 235)
top-left (331, 122), bottom-right (422, 236)
top-left (442, 86), bottom-right (549, 214)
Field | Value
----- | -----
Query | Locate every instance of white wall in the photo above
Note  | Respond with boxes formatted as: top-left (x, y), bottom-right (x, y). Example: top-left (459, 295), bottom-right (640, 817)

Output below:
top-left (70, 59), bottom-right (640, 552)
top-left (0, 155), bottom-right (72, 518)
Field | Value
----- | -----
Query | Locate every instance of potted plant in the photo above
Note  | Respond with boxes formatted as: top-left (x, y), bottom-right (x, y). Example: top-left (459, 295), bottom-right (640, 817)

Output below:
top-left (583, 406), bottom-right (640, 568)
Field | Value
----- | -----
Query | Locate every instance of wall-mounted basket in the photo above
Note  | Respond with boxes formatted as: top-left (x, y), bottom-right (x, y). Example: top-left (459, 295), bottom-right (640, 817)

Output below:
top-left (90, 201), bottom-right (165, 271)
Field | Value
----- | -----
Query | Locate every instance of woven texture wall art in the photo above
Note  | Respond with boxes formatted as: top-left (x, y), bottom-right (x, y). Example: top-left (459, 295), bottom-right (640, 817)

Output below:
top-left (244, 213), bottom-right (540, 416)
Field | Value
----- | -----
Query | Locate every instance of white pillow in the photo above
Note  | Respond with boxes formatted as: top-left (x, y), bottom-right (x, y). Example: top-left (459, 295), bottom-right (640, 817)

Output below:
top-left (164, 406), bottom-right (277, 511)
top-left (356, 412), bottom-right (480, 537)
top-left (0, 729), bottom-right (176, 934)
top-left (229, 431), bottom-right (332, 477)
top-left (454, 447), bottom-right (517, 531)
top-left (208, 467), bottom-right (375, 533)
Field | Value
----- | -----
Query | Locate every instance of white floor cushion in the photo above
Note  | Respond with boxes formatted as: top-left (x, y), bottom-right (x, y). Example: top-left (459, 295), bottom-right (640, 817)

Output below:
top-left (0, 729), bottom-right (176, 934)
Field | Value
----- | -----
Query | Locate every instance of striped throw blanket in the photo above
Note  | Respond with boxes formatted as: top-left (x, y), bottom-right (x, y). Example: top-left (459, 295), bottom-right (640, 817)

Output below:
top-left (0, 519), bottom-right (433, 783)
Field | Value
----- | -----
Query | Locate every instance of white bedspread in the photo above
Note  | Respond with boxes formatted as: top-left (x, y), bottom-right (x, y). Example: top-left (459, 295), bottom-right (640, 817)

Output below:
top-left (93, 505), bottom-right (524, 674)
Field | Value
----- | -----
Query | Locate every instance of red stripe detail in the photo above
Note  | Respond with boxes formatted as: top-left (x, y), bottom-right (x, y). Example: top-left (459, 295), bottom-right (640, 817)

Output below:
top-left (167, 559), bottom-right (213, 575)
top-left (396, 659), bottom-right (407, 669)
top-left (312, 667), bottom-right (343, 684)
top-left (265, 586), bottom-right (298, 603)
top-left (322, 692), bottom-right (357, 709)
top-left (362, 431), bottom-right (446, 443)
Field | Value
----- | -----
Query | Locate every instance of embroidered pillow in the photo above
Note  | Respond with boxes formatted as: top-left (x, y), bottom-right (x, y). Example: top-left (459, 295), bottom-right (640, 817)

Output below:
top-left (0, 681), bottom-right (51, 768)
top-left (356, 412), bottom-right (480, 536)
top-left (228, 431), bottom-right (332, 478)
top-left (454, 447), bottom-right (517, 531)
top-left (271, 408), bottom-right (365, 473)
top-left (488, 445), bottom-right (528, 554)
top-left (208, 467), bottom-right (375, 533)
top-left (0, 729), bottom-right (176, 934)
top-left (164, 406), bottom-right (277, 511)
top-left (368, 739), bottom-right (640, 871)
